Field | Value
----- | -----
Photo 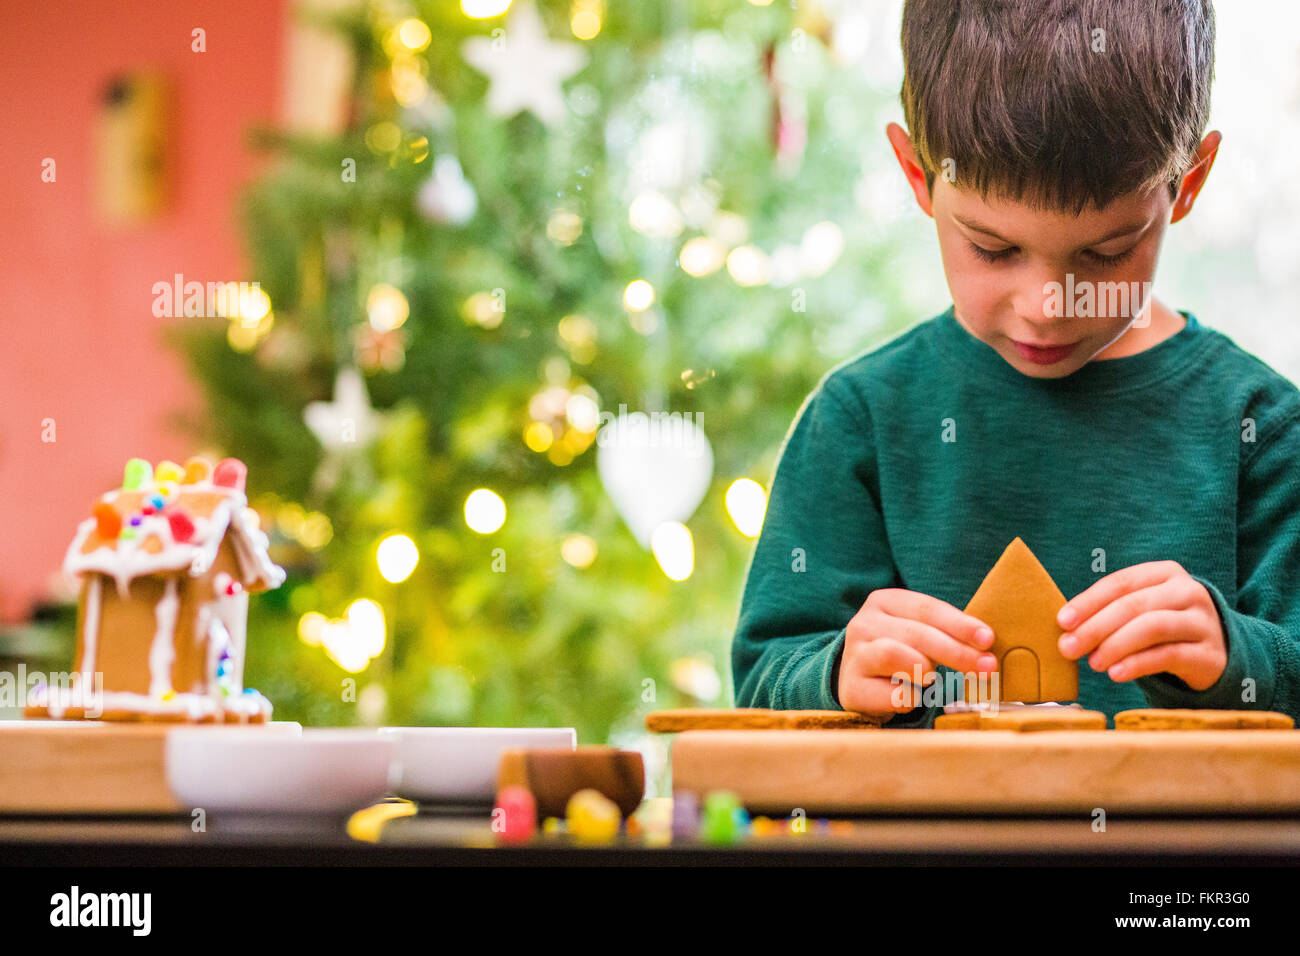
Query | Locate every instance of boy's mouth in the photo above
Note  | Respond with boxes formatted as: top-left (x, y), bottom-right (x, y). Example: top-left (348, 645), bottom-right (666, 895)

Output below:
top-left (1011, 339), bottom-right (1080, 365)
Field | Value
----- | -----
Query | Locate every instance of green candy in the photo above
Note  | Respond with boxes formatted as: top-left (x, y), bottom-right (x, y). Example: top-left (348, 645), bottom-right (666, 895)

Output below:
top-left (122, 458), bottom-right (153, 491)
top-left (701, 790), bottom-right (744, 845)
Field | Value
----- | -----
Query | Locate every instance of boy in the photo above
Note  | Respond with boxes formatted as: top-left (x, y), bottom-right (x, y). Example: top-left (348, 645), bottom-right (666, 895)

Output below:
top-left (732, 0), bottom-right (1300, 727)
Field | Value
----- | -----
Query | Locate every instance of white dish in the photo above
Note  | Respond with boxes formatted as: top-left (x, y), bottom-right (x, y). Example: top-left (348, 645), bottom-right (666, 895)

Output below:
top-left (165, 726), bottom-right (394, 816)
top-left (379, 726), bottom-right (576, 803)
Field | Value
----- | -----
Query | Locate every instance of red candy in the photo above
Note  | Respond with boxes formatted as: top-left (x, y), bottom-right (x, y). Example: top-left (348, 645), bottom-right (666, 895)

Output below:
top-left (212, 458), bottom-right (247, 493)
top-left (167, 508), bottom-right (196, 543)
top-left (493, 786), bottom-right (537, 844)
top-left (93, 501), bottom-right (121, 540)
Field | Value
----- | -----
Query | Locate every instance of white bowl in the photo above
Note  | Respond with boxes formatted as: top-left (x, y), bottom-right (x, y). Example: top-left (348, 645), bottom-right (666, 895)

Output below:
top-left (379, 726), bottom-right (576, 803)
top-left (165, 726), bottom-right (395, 816)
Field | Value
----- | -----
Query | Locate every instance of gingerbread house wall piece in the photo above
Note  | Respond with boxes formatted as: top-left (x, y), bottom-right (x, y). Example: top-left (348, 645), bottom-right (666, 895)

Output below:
top-left (28, 456), bottom-right (286, 723)
top-left (961, 537), bottom-right (1076, 704)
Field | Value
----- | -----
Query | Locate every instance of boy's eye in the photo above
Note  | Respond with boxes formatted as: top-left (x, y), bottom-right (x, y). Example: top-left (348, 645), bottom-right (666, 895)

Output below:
top-left (968, 241), bottom-right (1016, 263)
top-left (1082, 246), bottom-right (1138, 267)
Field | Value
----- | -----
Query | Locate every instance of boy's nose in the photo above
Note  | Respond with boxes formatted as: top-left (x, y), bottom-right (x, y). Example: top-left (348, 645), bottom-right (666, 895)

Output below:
top-left (1012, 274), bottom-right (1066, 325)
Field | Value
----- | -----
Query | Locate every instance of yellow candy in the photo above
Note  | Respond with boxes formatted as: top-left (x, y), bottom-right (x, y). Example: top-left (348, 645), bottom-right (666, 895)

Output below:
top-left (161, 689), bottom-right (175, 701)
top-left (542, 817), bottom-right (564, 835)
top-left (565, 788), bottom-right (621, 843)
top-left (155, 460), bottom-right (185, 484)
top-left (155, 480), bottom-right (179, 499)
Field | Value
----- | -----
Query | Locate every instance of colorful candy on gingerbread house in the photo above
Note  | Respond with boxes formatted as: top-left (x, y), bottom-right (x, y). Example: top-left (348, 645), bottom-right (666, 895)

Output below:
top-left (25, 455), bottom-right (286, 722)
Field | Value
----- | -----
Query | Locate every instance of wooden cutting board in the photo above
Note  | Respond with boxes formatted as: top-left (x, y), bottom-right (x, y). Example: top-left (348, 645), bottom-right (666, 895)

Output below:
top-left (0, 720), bottom-right (301, 814)
top-left (671, 728), bottom-right (1300, 814)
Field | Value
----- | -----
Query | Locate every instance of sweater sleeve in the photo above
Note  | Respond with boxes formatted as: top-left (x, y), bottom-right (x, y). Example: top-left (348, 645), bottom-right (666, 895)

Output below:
top-left (1138, 407), bottom-right (1300, 718)
top-left (731, 374), bottom-right (902, 713)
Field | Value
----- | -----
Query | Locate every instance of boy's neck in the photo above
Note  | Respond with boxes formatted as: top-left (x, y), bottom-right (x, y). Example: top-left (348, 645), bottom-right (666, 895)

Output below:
top-left (1092, 298), bottom-right (1186, 361)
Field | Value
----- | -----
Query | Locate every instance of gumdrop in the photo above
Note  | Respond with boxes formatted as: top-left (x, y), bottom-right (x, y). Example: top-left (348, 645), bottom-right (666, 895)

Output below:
top-left (212, 458), bottom-right (247, 493)
top-left (154, 460), bottom-right (185, 484)
top-left (182, 457), bottom-right (212, 484)
top-left (566, 788), bottom-right (621, 844)
top-left (93, 501), bottom-right (121, 540)
top-left (701, 790), bottom-right (743, 845)
top-left (122, 458), bottom-right (152, 491)
top-left (671, 790), bottom-right (701, 841)
top-left (167, 508), bottom-right (196, 543)
top-left (494, 786), bottom-right (538, 844)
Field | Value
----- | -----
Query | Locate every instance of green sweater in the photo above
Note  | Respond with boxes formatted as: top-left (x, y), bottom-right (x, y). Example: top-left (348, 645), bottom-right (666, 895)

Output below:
top-left (732, 305), bottom-right (1300, 727)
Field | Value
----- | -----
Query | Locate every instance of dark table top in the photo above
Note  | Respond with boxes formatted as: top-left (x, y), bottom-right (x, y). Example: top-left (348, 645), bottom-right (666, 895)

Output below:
top-left (6, 799), bottom-right (1300, 865)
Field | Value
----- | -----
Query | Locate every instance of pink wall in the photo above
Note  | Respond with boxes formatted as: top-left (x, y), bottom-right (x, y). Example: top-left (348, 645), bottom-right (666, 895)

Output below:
top-left (0, 0), bottom-right (287, 622)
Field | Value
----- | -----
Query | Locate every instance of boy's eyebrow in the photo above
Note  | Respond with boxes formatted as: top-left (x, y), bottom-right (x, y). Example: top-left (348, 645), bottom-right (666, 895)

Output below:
top-left (951, 212), bottom-right (1151, 247)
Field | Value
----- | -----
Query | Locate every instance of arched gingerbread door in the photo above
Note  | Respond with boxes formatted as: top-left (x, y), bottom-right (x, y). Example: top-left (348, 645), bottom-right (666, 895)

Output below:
top-left (1000, 648), bottom-right (1041, 702)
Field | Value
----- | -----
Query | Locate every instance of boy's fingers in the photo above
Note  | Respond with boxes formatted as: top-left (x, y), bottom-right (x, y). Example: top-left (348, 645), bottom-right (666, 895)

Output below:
top-left (1059, 560), bottom-right (1179, 631)
top-left (844, 638), bottom-right (936, 712)
top-left (877, 614), bottom-right (997, 674)
top-left (856, 636), bottom-right (933, 686)
top-left (1085, 609), bottom-right (1190, 673)
top-left (841, 675), bottom-right (925, 714)
top-left (1100, 641), bottom-right (1190, 683)
top-left (874, 589), bottom-right (995, 650)
top-left (1060, 579), bottom-right (1190, 658)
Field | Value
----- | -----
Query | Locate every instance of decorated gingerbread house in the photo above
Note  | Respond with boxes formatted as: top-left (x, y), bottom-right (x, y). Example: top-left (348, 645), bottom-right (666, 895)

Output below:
top-left (962, 537), bottom-right (1077, 704)
top-left (26, 455), bottom-right (285, 722)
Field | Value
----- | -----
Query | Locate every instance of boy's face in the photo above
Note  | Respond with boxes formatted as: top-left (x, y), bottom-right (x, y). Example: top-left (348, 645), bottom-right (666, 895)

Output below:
top-left (886, 124), bottom-right (1220, 379)
top-left (930, 178), bottom-right (1169, 378)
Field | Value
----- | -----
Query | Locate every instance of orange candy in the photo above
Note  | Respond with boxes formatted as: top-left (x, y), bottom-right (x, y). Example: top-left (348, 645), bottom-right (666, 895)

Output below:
top-left (182, 457), bottom-right (213, 484)
top-left (93, 501), bottom-right (121, 540)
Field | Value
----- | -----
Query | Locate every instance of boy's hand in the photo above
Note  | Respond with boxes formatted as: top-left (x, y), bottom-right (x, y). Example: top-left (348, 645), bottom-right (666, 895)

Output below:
top-left (1057, 560), bottom-right (1228, 690)
top-left (838, 588), bottom-right (998, 716)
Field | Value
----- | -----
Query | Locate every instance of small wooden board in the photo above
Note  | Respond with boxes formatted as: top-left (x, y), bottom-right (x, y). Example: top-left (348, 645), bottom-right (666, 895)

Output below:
top-left (0, 720), bottom-right (300, 815)
top-left (646, 708), bottom-right (883, 733)
top-left (671, 728), bottom-right (1300, 814)
top-left (497, 746), bottom-right (644, 819)
top-left (934, 709), bottom-right (1107, 731)
top-left (1115, 708), bottom-right (1293, 730)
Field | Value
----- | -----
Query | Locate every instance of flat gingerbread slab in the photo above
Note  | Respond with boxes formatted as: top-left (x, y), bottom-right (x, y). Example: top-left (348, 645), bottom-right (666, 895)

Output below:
top-left (23, 704), bottom-right (268, 724)
top-left (935, 709), bottom-right (1107, 732)
top-left (1115, 708), bottom-right (1293, 730)
top-left (645, 708), bottom-right (883, 733)
top-left (670, 728), bottom-right (1300, 814)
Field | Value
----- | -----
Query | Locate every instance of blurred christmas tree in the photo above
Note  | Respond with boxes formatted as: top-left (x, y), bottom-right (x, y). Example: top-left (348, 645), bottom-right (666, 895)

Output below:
top-left (167, 0), bottom-right (922, 746)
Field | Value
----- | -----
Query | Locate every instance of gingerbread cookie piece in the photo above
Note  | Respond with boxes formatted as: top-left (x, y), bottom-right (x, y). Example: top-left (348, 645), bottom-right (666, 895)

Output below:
top-left (962, 537), bottom-right (1076, 704)
top-left (645, 708), bottom-right (882, 733)
top-left (935, 708), bottom-right (1107, 732)
top-left (1114, 708), bottom-right (1294, 730)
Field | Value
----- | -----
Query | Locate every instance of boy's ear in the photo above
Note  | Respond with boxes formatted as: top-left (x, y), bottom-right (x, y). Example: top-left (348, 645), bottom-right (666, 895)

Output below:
top-left (1170, 130), bottom-right (1222, 224)
top-left (886, 122), bottom-right (934, 218)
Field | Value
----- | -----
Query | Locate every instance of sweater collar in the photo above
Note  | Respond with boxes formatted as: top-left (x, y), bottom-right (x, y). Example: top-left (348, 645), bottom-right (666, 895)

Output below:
top-left (932, 303), bottom-right (1206, 394)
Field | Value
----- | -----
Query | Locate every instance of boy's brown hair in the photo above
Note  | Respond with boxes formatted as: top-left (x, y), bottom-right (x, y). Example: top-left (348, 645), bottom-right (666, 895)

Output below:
top-left (900, 0), bottom-right (1215, 213)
